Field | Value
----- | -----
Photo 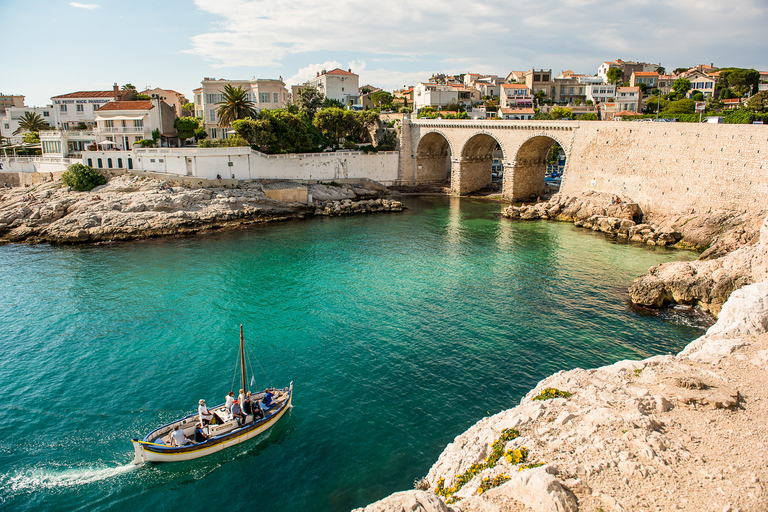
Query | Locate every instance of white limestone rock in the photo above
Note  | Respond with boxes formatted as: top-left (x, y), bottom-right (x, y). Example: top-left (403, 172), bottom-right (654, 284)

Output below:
top-left (351, 490), bottom-right (449, 512)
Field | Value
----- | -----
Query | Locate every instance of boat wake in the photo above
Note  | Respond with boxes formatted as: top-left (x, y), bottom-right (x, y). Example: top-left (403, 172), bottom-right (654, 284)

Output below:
top-left (1, 463), bottom-right (138, 493)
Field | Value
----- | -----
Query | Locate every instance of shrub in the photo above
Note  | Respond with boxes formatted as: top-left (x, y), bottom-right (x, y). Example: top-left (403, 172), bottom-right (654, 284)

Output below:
top-left (61, 163), bottom-right (106, 191)
top-left (135, 139), bottom-right (155, 148)
top-left (580, 113), bottom-right (598, 120)
top-left (532, 388), bottom-right (572, 401)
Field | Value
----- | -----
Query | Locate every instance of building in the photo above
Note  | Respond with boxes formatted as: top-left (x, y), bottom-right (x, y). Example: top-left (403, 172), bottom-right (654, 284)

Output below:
top-left (141, 88), bottom-right (189, 117)
top-left (413, 82), bottom-right (458, 111)
top-left (505, 71), bottom-right (526, 83)
top-left (681, 70), bottom-right (716, 96)
top-left (553, 76), bottom-right (586, 104)
top-left (630, 72), bottom-right (659, 89)
top-left (393, 86), bottom-right (415, 105)
top-left (449, 84), bottom-right (480, 106)
top-left (93, 99), bottom-right (177, 150)
top-left (51, 85), bottom-right (122, 130)
top-left (615, 87), bottom-right (642, 112)
top-left (498, 107), bottom-right (534, 120)
top-left (0, 94), bottom-right (25, 116)
top-left (585, 83), bottom-right (616, 105)
top-left (0, 105), bottom-right (54, 144)
top-left (524, 69), bottom-right (554, 100)
top-left (598, 59), bottom-right (659, 83)
top-left (300, 68), bottom-right (360, 106)
top-left (500, 84), bottom-right (532, 108)
top-left (194, 77), bottom-right (288, 139)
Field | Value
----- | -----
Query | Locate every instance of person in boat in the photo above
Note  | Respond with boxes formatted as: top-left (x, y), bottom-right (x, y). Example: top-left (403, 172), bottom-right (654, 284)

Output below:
top-left (262, 387), bottom-right (275, 408)
top-left (244, 391), bottom-right (264, 422)
top-left (225, 391), bottom-right (235, 413)
top-left (169, 425), bottom-right (189, 447)
top-left (231, 399), bottom-right (245, 427)
top-left (238, 389), bottom-right (246, 410)
top-left (194, 423), bottom-right (209, 443)
top-left (199, 399), bottom-right (214, 425)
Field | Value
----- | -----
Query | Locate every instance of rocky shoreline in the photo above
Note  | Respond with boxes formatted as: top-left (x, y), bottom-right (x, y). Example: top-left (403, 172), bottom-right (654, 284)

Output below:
top-left (355, 207), bottom-right (768, 511)
top-left (0, 176), bottom-right (402, 245)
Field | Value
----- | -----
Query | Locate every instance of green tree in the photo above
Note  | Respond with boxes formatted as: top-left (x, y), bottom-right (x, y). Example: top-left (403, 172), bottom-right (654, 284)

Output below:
top-left (746, 91), bottom-right (768, 112)
top-left (691, 91), bottom-right (704, 101)
top-left (234, 109), bottom-right (320, 154)
top-left (194, 127), bottom-right (208, 141)
top-left (655, 66), bottom-right (666, 75)
top-left (61, 163), bottom-right (106, 191)
top-left (12, 112), bottom-right (50, 134)
top-left (549, 106), bottom-right (573, 119)
top-left (182, 103), bottom-right (195, 117)
top-left (580, 113), bottom-right (598, 120)
top-left (606, 67), bottom-right (624, 84)
top-left (297, 87), bottom-right (324, 119)
top-left (215, 84), bottom-right (258, 127)
top-left (173, 117), bottom-right (200, 145)
top-left (672, 77), bottom-right (691, 97)
top-left (322, 98), bottom-right (344, 109)
top-left (370, 91), bottom-right (394, 109)
top-left (135, 93), bottom-right (151, 100)
top-left (313, 108), bottom-right (357, 148)
top-left (151, 128), bottom-right (160, 146)
top-left (673, 67), bottom-right (688, 75)
top-left (661, 98), bottom-right (695, 115)
top-left (23, 132), bottom-right (40, 144)
top-left (350, 110), bottom-right (379, 143)
top-left (719, 68), bottom-right (760, 95)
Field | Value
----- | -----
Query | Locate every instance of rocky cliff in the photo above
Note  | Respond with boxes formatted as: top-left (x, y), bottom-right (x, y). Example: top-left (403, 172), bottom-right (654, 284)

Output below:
top-left (0, 176), bottom-right (399, 244)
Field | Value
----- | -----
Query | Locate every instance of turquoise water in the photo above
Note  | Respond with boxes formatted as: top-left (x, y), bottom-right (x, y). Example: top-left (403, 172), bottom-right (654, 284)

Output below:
top-left (0, 196), bottom-right (702, 512)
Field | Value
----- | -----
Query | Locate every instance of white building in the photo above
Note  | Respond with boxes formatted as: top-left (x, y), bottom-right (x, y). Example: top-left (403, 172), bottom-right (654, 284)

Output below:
top-left (194, 77), bottom-right (288, 139)
top-left (141, 88), bottom-right (189, 117)
top-left (0, 105), bottom-right (54, 144)
top-left (413, 82), bottom-right (458, 111)
top-left (301, 68), bottom-right (360, 106)
top-left (51, 86), bottom-right (121, 130)
top-left (585, 83), bottom-right (616, 104)
top-left (499, 84), bottom-right (532, 108)
top-left (615, 87), bottom-right (642, 112)
top-left (93, 99), bottom-right (177, 150)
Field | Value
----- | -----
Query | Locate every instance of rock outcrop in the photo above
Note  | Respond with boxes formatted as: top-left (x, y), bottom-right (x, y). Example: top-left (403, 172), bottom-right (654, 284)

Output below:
top-left (314, 198), bottom-right (403, 216)
top-left (629, 213), bottom-right (768, 317)
top-left (0, 176), bottom-right (400, 244)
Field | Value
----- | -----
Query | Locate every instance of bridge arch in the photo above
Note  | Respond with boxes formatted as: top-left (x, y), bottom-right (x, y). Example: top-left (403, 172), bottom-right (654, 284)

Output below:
top-left (456, 132), bottom-right (504, 194)
top-left (415, 130), bottom-right (454, 183)
top-left (508, 133), bottom-right (567, 200)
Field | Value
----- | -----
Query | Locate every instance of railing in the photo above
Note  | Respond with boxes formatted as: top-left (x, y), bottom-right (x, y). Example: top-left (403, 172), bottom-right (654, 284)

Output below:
top-left (95, 127), bottom-right (147, 134)
top-left (40, 130), bottom-right (95, 137)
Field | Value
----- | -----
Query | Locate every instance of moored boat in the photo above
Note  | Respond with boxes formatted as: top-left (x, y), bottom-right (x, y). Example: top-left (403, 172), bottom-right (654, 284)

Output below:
top-left (131, 326), bottom-right (292, 463)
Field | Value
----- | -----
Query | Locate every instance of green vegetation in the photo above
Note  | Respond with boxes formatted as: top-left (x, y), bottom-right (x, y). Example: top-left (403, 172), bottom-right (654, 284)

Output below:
top-left (173, 117), bottom-right (201, 145)
top-left (476, 474), bottom-right (511, 495)
top-left (198, 136), bottom-right (249, 147)
top-left (606, 67), bottom-right (623, 85)
top-left (215, 84), bottom-right (257, 127)
top-left (22, 132), bottom-right (40, 144)
top-left (718, 68), bottom-right (760, 95)
top-left (532, 388), bottom-right (572, 401)
top-left (672, 77), bottom-right (691, 98)
top-left (580, 113), bottom-right (598, 120)
top-left (549, 106), bottom-right (573, 119)
top-left (296, 87), bottom-right (324, 119)
top-left (61, 163), bottom-right (106, 191)
top-left (12, 112), bottom-right (50, 135)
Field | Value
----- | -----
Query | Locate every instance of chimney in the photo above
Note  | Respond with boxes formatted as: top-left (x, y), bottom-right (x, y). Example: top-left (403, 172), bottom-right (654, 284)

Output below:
top-left (348, 68), bottom-right (351, 73)
top-left (317, 72), bottom-right (320, 77)
top-left (113, 83), bottom-right (120, 99)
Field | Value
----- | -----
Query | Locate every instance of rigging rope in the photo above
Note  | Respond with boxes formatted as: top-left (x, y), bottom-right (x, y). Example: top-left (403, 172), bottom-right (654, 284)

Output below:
top-left (246, 346), bottom-right (275, 389)
top-left (230, 346), bottom-right (241, 394)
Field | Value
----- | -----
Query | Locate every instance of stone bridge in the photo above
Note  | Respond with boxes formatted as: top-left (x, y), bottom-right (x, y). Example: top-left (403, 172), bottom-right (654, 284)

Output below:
top-left (399, 118), bottom-right (768, 215)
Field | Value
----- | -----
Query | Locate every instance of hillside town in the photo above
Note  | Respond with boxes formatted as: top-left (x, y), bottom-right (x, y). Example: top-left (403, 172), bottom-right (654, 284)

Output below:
top-left (2, 60), bottom-right (767, 163)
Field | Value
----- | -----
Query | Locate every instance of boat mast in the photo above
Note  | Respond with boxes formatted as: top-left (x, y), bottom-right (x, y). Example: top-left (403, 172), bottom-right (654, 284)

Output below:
top-left (240, 325), bottom-right (248, 394)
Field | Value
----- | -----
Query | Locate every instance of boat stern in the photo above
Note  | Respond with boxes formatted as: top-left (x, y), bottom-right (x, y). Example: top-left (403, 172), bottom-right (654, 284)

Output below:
top-left (131, 438), bottom-right (145, 464)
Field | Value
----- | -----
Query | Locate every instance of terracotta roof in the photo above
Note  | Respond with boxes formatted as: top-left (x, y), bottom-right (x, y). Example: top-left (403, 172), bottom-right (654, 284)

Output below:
top-left (616, 87), bottom-right (640, 93)
top-left (633, 72), bottom-right (659, 76)
top-left (502, 84), bottom-right (529, 89)
top-left (52, 90), bottom-right (115, 99)
top-left (615, 110), bottom-right (641, 116)
top-left (500, 107), bottom-right (534, 114)
top-left (96, 101), bottom-right (154, 111)
top-left (324, 68), bottom-right (357, 76)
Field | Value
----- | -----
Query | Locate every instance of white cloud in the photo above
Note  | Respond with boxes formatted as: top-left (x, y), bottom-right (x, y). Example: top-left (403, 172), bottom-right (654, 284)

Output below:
top-left (187, 0), bottom-right (768, 85)
top-left (285, 61), bottom-right (343, 87)
top-left (70, 2), bottom-right (100, 9)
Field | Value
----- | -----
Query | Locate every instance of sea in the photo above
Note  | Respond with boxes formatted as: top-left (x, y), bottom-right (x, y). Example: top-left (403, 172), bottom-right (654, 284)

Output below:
top-left (0, 196), bottom-right (707, 511)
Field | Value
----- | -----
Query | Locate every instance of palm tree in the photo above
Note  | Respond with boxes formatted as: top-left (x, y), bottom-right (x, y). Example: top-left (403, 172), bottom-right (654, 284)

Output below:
top-left (122, 83), bottom-right (137, 92)
top-left (13, 112), bottom-right (50, 135)
top-left (216, 85), bottom-right (257, 127)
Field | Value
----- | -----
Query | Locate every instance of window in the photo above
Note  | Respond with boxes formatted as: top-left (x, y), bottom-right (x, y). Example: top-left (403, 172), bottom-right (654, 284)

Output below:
top-left (117, 158), bottom-right (122, 168)
top-left (43, 111), bottom-right (49, 117)
top-left (87, 158), bottom-right (93, 167)
top-left (97, 158), bottom-right (103, 168)
top-left (134, 119), bottom-right (143, 127)
top-left (273, 92), bottom-right (278, 103)
top-left (60, 104), bottom-right (67, 112)
top-left (3, 124), bottom-right (7, 129)
top-left (107, 158), bottom-right (113, 168)
top-left (93, 104), bottom-right (99, 110)
top-left (128, 158), bottom-right (133, 170)
top-left (106, 120), bottom-right (114, 128)
top-left (209, 109), bottom-right (216, 121)
top-left (211, 128), bottom-right (217, 138)
top-left (259, 92), bottom-right (269, 103)
top-left (76, 104), bottom-right (84, 112)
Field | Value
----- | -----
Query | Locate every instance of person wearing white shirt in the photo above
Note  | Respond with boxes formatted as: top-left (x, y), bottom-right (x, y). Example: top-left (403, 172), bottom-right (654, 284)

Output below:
top-left (170, 425), bottom-right (188, 447)
top-left (238, 389), bottom-right (246, 413)
top-left (198, 399), bottom-right (213, 425)
top-left (225, 391), bottom-right (235, 412)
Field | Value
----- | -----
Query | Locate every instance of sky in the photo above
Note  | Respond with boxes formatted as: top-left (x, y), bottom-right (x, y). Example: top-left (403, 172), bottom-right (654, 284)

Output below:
top-left (2, 0), bottom-right (767, 107)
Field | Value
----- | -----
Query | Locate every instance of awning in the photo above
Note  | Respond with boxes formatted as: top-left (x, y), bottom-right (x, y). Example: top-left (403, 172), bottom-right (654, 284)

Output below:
top-left (94, 115), bottom-right (146, 121)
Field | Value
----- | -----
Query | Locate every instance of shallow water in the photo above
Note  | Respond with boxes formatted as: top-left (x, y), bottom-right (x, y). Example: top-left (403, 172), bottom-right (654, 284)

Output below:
top-left (0, 196), bottom-right (702, 511)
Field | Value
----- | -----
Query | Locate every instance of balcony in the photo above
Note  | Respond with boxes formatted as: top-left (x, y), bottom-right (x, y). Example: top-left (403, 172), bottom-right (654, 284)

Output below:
top-left (95, 127), bottom-right (148, 134)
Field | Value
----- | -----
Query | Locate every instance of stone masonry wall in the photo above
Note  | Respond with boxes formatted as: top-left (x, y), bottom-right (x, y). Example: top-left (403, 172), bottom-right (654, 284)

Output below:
top-left (561, 122), bottom-right (768, 215)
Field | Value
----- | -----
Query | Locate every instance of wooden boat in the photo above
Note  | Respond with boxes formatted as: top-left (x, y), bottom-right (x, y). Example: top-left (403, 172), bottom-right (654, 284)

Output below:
top-left (131, 326), bottom-right (293, 463)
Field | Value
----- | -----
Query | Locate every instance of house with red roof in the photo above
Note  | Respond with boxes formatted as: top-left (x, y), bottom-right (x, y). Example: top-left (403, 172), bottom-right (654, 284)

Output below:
top-left (301, 68), bottom-right (360, 107)
top-left (50, 84), bottom-right (123, 130)
top-left (500, 84), bottom-right (532, 108)
top-left (93, 99), bottom-right (177, 150)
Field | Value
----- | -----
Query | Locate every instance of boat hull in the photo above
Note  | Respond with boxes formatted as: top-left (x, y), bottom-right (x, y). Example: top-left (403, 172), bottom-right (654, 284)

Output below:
top-left (132, 384), bottom-right (292, 463)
